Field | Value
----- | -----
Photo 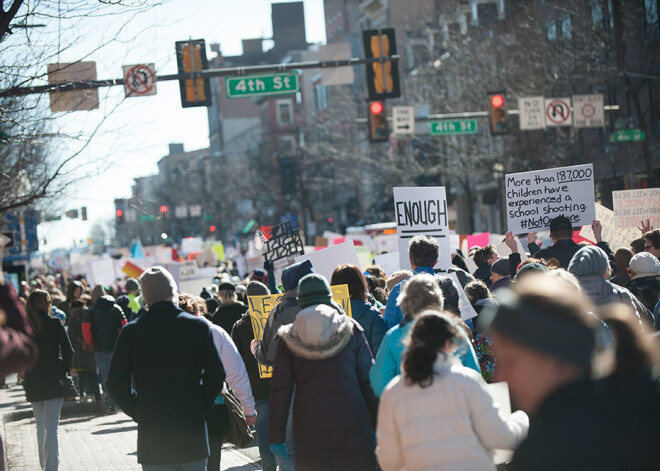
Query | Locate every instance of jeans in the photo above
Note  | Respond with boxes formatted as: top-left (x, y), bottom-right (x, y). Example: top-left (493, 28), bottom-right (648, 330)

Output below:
top-left (94, 351), bottom-right (116, 407)
top-left (254, 400), bottom-right (276, 471)
top-left (276, 397), bottom-right (295, 471)
top-left (32, 397), bottom-right (64, 471)
top-left (78, 371), bottom-right (101, 400)
top-left (141, 458), bottom-right (207, 471)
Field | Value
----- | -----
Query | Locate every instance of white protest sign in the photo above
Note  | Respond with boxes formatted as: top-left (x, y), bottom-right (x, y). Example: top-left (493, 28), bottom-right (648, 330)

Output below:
top-left (580, 202), bottom-right (641, 250)
top-left (375, 233), bottom-right (398, 253)
top-left (545, 97), bottom-right (572, 127)
top-left (181, 237), bottom-right (203, 256)
top-left (447, 272), bottom-right (477, 321)
top-left (164, 262), bottom-right (181, 288)
top-left (518, 96), bottom-right (545, 130)
top-left (294, 241), bottom-right (360, 282)
top-left (394, 187), bottom-right (452, 271)
top-left (392, 106), bottom-right (415, 135)
top-left (85, 258), bottom-right (117, 287)
top-left (179, 260), bottom-right (199, 280)
top-left (612, 188), bottom-right (660, 229)
top-left (505, 164), bottom-right (595, 234)
top-left (572, 94), bottom-right (604, 128)
top-left (486, 382), bottom-right (514, 465)
top-left (373, 251), bottom-right (400, 276)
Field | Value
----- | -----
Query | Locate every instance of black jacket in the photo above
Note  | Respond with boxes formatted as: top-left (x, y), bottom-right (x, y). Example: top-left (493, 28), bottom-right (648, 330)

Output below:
top-left (84, 296), bottom-right (126, 352)
top-left (211, 302), bottom-right (247, 335)
top-left (107, 302), bottom-right (225, 465)
top-left (529, 239), bottom-right (615, 270)
top-left (231, 312), bottom-right (270, 401)
top-left (24, 314), bottom-right (74, 403)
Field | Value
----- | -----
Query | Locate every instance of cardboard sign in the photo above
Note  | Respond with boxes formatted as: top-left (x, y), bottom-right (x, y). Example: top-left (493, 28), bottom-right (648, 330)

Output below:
top-left (446, 272), bottom-right (478, 321)
top-left (393, 187), bottom-right (452, 271)
top-left (612, 188), bottom-right (660, 229)
top-left (580, 202), bottom-right (641, 250)
top-left (505, 164), bottom-right (595, 234)
top-left (85, 258), bottom-right (117, 287)
top-left (355, 246), bottom-right (373, 270)
top-left (263, 221), bottom-right (305, 264)
top-left (248, 284), bottom-right (352, 378)
top-left (294, 241), bottom-right (360, 283)
top-left (373, 251), bottom-right (400, 276)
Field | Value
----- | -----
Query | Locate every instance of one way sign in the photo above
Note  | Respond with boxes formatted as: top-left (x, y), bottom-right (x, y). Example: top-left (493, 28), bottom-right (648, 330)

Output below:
top-left (393, 106), bottom-right (414, 134)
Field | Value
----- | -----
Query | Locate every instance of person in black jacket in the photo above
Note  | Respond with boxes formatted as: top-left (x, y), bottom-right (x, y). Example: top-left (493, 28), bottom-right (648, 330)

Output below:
top-left (23, 289), bottom-right (74, 471)
top-left (211, 282), bottom-right (247, 334)
top-left (82, 285), bottom-right (126, 413)
top-left (107, 266), bottom-right (225, 470)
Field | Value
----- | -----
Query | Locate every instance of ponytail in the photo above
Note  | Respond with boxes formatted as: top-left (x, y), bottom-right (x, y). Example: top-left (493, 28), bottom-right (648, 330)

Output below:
top-left (403, 311), bottom-right (458, 388)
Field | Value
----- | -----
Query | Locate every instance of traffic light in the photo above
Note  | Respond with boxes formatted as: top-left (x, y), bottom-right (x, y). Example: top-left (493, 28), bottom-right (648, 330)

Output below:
top-left (209, 225), bottom-right (216, 233)
top-left (81, 207), bottom-right (87, 221)
top-left (160, 205), bottom-right (169, 219)
top-left (115, 209), bottom-right (124, 223)
top-left (489, 92), bottom-right (508, 135)
top-left (362, 28), bottom-right (401, 100)
top-left (368, 101), bottom-right (388, 142)
top-left (175, 39), bottom-right (212, 108)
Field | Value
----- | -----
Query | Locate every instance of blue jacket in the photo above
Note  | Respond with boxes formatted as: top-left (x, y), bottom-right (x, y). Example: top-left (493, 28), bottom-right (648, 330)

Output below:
top-left (350, 299), bottom-right (388, 356)
top-left (369, 319), bottom-right (481, 397)
top-left (384, 266), bottom-right (435, 329)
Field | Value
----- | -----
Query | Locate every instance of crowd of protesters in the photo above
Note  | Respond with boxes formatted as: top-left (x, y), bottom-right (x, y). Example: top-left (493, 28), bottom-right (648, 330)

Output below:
top-left (1, 216), bottom-right (659, 470)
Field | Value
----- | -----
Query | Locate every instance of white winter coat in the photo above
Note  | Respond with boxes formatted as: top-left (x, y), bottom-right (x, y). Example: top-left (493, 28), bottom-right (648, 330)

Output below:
top-left (204, 318), bottom-right (256, 416)
top-left (376, 356), bottom-right (528, 471)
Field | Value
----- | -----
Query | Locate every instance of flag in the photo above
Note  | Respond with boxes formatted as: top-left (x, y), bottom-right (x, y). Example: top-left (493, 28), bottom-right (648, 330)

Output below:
top-left (121, 261), bottom-right (144, 279)
top-left (254, 230), bottom-right (267, 252)
top-left (130, 239), bottom-right (145, 259)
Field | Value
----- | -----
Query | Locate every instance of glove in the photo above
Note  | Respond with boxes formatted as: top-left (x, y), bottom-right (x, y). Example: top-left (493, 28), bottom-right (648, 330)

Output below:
top-left (270, 443), bottom-right (288, 457)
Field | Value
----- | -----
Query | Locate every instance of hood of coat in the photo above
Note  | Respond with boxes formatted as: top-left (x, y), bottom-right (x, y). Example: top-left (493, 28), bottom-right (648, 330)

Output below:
top-left (278, 303), bottom-right (354, 360)
top-left (576, 274), bottom-right (617, 304)
top-left (95, 295), bottom-right (118, 309)
top-left (281, 260), bottom-right (314, 292)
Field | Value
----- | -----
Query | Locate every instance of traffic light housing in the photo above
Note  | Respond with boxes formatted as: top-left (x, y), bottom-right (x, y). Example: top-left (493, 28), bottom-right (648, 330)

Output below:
top-left (175, 39), bottom-right (212, 108)
top-left (489, 92), bottom-right (508, 135)
top-left (81, 207), bottom-right (87, 221)
top-left (115, 199), bottom-right (126, 224)
top-left (363, 28), bottom-right (401, 100)
top-left (368, 101), bottom-right (388, 142)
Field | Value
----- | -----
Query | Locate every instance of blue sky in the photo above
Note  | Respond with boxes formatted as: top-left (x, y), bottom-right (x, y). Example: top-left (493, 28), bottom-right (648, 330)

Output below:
top-left (29, 0), bottom-right (327, 250)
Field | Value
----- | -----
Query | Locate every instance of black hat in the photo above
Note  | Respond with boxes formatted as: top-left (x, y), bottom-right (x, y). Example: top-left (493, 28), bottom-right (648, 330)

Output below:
top-left (491, 258), bottom-right (510, 277)
top-left (549, 215), bottom-right (574, 234)
top-left (217, 282), bottom-right (235, 292)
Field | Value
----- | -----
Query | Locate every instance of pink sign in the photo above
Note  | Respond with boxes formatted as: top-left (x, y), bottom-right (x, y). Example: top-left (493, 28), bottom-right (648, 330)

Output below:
top-left (467, 232), bottom-right (490, 249)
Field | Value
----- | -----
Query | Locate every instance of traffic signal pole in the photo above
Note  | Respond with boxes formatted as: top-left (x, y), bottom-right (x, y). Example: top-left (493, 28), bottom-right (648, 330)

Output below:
top-left (0, 55), bottom-right (401, 98)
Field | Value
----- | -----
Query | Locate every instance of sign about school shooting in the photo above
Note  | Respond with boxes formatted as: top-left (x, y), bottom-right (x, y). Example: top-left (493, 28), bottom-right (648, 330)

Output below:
top-left (393, 187), bottom-right (452, 271)
top-left (505, 164), bottom-right (596, 234)
top-left (612, 188), bottom-right (660, 229)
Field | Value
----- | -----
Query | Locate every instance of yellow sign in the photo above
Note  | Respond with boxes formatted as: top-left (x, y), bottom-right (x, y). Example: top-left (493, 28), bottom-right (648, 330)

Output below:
top-left (247, 284), bottom-right (352, 378)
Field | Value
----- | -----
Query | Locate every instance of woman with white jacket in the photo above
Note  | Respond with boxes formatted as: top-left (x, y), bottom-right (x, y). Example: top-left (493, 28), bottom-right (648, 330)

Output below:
top-left (178, 294), bottom-right (255, 471)
top-left (376, 311), bottom-right (528, 471)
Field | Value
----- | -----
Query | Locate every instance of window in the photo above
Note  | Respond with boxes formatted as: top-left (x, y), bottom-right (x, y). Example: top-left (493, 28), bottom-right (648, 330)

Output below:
top-left (645, 0), bottom-right (659, 40)
top-left (559, 16), bottom-right (572, 41)
top-left (546, 21), bottom-right (557, 41)
top-left (591, 3), bottom-right (604, 30)
top-left (314, 84), bottom-right (328, 111)
top-left (276, 100), bottom-right (293, 126)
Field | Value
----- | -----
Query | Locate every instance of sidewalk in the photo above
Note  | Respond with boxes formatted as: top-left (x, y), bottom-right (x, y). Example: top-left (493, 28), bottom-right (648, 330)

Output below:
top-left (1, 376), bottom-right (261, 470)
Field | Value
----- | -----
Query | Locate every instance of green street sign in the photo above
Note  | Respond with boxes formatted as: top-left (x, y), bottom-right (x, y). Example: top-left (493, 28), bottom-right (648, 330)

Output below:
top-left (429, 119), bottom-right (478, 136)
top-left (138, 214), bottom-right (156, 222)
top-left (225, 72), bottom-right (300, 99)
top-left (610, 129), bottom-right (645, 143)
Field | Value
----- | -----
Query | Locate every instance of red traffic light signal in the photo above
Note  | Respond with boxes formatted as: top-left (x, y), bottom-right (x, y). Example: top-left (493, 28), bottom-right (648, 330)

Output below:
top-left (116, 209), bottom-right (124, 218)
top-left (488, 92), bottom-right (508, 135)
top-left (209, 225), bottom-right (216, 233)
top-left (160, 205), bottom-right (168, 214)
top-left (491, 94), bottom-right (504, 108)
top-left (370, 101), bottom-right (384, 115)
top-left (368, 101), bottom-right (388, 142)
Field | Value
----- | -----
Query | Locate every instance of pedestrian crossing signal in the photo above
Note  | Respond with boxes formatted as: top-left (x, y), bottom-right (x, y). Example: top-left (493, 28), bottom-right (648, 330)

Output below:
top-left (489, 92), bottom-right (508, 135)
top-left (368, 101), bottom-right (388, 142)
top-left (176, 39), bottom-right (212, 108)
top-left (363, 28), bottom-right (401, 100)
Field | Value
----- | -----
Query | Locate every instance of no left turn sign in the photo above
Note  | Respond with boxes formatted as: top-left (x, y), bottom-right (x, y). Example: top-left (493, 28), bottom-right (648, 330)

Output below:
top-left (544, 97), bottom-right (572, 126)
top-left (122, 64), bottom-right (157, 97)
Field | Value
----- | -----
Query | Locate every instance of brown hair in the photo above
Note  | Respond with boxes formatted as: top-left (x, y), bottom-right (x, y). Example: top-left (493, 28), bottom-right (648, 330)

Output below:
top-left (331, 264), bottom-right (368, 301)
top-left (613, 247), bottom-right (634, 274)
top-left (178, 293), bottom-right (207, 316)
top-left (473, 244), bottom-right (497, 268)
top-left (26, 289), bottom-right (51, 336)
top-left (403, 311), bottom-right (458, 388)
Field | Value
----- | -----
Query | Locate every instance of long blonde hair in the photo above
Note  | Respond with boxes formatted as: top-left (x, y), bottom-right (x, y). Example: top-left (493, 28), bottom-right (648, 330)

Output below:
top-left (26, 289), bottom-right (51, 336)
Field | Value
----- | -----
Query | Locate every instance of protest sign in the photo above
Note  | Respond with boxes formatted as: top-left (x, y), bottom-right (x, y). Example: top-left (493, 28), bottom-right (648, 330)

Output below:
top-left (85, 258), bottom-right (117, 287)
top-left (505, 164), bottom-right (595, 234)
top-left (294, 241), bottom-right (360, 282)
top-left (467, 232), bottom-right (490, 249)
top-left (486, 382), bottom-right (514, 465)
top-left (580, 202), bottom-right (640, 250)
top-left (446, 272), bottom-right (478, 321)
top-left (263, 221), bottom-right (305, 264)
top-left (180, 237), bottom-right (203, 256)
top-left (373, 251), bottom-right (400, 276)
top-left (612, 188), bottom-right (660, 229)
top-left (248, 284), bottom-right (352, 378)
top-left (393, 187), bottom-right (452, 271)
top-left (355, 246), bottom-right (373, 270)
top-left (375, 233), bottom-right (398, 254)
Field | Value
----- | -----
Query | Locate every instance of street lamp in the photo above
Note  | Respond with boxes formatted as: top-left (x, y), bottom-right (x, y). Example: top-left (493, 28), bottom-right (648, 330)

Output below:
top-left (492, 162), bottom-right (505, 232)
top-left (161, 232), bottom-right (168, 240)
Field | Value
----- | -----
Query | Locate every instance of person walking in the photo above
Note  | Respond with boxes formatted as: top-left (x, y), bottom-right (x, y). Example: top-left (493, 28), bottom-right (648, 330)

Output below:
top-left (211, 282), bottom-right (247, 334)
top-left (66, 298), bottom-right (102, 409)
top-left (82, 285), bottom-right (126, 413)
top-left (624, 252), bottom-right (660, 321)
top-left (331, 264), bottom-right (388, 356)
top-left (269, 274), bottom-right (379, 471)
top-left (23, 290), bottom-right (74, 471)
top-left (376, 311), bottom-right (529, 470)
top-left (107, 267), bottom-right (225, 471)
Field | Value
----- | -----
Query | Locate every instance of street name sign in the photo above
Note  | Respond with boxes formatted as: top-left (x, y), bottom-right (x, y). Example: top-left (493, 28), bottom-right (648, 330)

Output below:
top-left (392, 106), bottom-right (414, 134)
top-left (429, 119), bottom-right (478, 136)
top-left (225, 72), bottom-right (300, 99)
top-left (610, 129), bottom-right (645, 143)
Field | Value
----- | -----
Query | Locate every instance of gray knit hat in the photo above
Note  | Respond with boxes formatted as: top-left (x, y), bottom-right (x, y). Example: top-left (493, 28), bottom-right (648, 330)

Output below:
top-left (246, 281), bottom-right (270, 297)
top-left (567, 246), bottom-right (609, 276)
top-left (491, 257), bottom-right (510, 276)
top-left (139, 266), bottom-right (178, 306)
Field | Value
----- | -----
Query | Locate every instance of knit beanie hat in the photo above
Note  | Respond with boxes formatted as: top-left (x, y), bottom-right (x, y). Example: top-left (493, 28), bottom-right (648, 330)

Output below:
top-left (246, 281), bottom-right (270, 297)
top-left (491, 258), bottom-right (510, 276)
top-left (297, 274), bottom-right (332, 309)
top-left (629, 252), bottom-right (660, 279)
top-left (200, 287), bottom-right (213, 300)
top-left (125, 278), bottom-right (140, 292)
top-left (139, 266), bottom-right (178, 306)
top-left (567, 245), bottom-right (609, 276)
top-left (515, 262), bottom-right (548, 280)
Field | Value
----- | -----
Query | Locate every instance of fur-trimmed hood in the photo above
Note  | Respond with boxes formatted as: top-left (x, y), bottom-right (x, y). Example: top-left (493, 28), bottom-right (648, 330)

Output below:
top-left (278, 304), bottom-right (353, 360)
